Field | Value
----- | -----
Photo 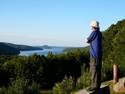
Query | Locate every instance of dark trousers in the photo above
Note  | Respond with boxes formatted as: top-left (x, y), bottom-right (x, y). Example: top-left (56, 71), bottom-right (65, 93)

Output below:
top-left (90, 57), bottom-right (102, 89)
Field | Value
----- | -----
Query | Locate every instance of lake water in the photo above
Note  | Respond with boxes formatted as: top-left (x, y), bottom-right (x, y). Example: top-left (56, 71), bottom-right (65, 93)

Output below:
top-left (19, 47), bottom-right (65, 56)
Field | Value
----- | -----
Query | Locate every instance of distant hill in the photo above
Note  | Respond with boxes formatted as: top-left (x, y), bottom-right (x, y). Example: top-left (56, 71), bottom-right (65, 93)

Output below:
top-left (63, 47), bottom-right (84, 52)
top-left (0, 42), bottom-right (43, 51)
top-left (0, 42), bottom-right (43, 55)
top-left (0, 43), bottom-right (20, 55)
top-left (36, 45), bottom-right (52, 49)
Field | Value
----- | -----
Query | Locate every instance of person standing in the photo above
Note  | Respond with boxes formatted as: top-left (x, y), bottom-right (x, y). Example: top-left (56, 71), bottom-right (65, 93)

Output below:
top-left (87, 20), bottom-right (102, 92)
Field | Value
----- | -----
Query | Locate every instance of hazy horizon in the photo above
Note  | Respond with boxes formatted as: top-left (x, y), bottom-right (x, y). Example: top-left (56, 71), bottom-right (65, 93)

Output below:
top-left (0, 0), bottom-right (125, 47)
top-left (0, 41), bottom-right (83, 48)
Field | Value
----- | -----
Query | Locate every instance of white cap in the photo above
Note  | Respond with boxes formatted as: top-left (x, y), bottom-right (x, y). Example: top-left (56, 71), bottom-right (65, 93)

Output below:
top-left (90, 20), bottom-right (99, 28)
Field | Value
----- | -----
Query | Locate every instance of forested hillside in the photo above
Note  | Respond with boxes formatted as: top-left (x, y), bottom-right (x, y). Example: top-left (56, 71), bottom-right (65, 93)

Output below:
top-left (3, 42), bottom-right (43, 51)
top-left (102, 19), bottom-right (125, 81)
top-left (0, 42), bottom-right (44, 55)
top-left (102, 19), bottom-right (125, 64)
top-left (0, 43), bottom-right (20, 55)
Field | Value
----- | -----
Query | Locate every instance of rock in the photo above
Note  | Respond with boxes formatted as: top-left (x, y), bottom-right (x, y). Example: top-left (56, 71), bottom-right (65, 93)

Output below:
top-left (113, 77), bottom-right (125, 93)
top-left (74, 89), bottom-right (90, 94)
top-left (75, 85), bottom-right (110, 94)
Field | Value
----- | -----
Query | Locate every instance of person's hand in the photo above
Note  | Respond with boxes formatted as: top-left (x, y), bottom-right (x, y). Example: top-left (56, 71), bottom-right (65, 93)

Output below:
top-left (86, 38), bottom-right (90, 43)
top-left (84, 38), bottom-right (89, 43)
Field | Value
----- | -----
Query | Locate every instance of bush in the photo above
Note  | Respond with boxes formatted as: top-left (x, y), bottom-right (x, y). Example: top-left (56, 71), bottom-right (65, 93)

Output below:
top-left (101, 63), bottom-right (113, 82)
top-left (5, 78), bottom-right (28, 94)
top-left (76, 71), bottom-right (91, 90)
top-left (0, 87), bottom-right (7, 94)
top-left (28, 82), bottom-right (41, 94)
top-left (0, 78), bottom-right (41, 94)
top-left (53, 76), bottom-right (75, 94)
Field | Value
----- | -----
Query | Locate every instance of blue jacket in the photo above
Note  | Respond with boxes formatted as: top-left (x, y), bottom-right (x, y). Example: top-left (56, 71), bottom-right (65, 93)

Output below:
top-left (87, 28), bottom-right (102, 59)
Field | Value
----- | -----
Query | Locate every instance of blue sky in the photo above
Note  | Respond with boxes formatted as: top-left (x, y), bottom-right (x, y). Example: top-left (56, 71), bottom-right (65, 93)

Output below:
top-left (0, 0), bottom-right (125, 47)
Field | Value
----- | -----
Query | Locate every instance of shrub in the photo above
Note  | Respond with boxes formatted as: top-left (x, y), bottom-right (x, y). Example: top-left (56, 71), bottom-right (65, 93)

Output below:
top-left (53, 76), bottom-right (75, 94)
top-left (2, 78), bottom-right (41, 94)
top-left (6, 78), bottom-right (28, 94)
top-left (0, 87), bottom-right (6, 94)
top-left (76, 71), bottom-right (91, 90)
top-left (27, 82), bottom-right (41, 94)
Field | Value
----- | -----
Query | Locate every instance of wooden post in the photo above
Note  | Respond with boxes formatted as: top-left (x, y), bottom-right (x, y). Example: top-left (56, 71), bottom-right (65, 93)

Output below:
top-left (113, 64), bottom-right (118, 84)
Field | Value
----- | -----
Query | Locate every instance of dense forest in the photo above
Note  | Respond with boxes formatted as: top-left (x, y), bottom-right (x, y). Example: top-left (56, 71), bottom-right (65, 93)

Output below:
top-left (0, 19), bottom-right (125, 94)
top-left (102, 19), bottom-right (125, 80)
